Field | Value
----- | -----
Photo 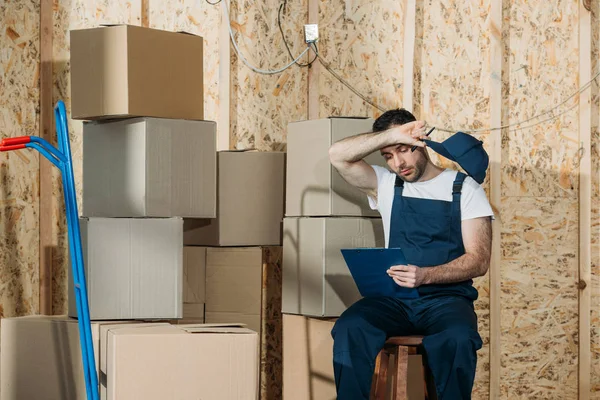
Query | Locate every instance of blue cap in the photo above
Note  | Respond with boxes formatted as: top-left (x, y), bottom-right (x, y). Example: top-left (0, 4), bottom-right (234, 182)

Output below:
top-left (424, 132), bottom-right (489, 184)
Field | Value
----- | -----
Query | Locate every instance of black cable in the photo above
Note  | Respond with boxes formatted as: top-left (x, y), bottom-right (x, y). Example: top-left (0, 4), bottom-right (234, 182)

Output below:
top-left (206, 0), bottom-right (222, 5)
top-left (278, 0), bottom-right (317, 67)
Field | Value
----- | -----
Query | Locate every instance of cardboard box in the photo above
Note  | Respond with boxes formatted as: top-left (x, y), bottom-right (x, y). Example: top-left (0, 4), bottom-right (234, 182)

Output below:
top-left (282, 217), bottom-right (384, 317)
top-left (204, 246), bottom-right (283, 400)
top-left (1, 316), bottom-right (258, 400)
top-left (282, 314), bottom-right (425, 400)
top-left (182, 303), bottom-right (205, 321)
top-left (184, 151), bottom-right (285, 246)
top-left (83, 118), bottom-right (216, 218)
top-left (283, 314), bottom-right (337, 400)
top-left (183, 246), bottom-right (206, 304)
top-left (68, 218), bottom-right (183, 320)
top-left (104, 324), bottom-right (258, 400)
top-left (70, 25), bottom-right (204, 120)
top-left (0, 316), bottom-right (158, 400)
top-left (286, 117), bottom-right (388, 217)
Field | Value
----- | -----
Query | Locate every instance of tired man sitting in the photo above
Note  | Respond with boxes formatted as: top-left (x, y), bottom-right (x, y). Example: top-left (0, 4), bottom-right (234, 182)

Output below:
top-left (328, 109), bottom-right (493, 400)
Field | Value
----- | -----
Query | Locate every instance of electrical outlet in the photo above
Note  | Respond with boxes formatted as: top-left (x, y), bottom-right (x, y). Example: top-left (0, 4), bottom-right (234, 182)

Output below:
top-left (304, 24), bottom-right (319, 43)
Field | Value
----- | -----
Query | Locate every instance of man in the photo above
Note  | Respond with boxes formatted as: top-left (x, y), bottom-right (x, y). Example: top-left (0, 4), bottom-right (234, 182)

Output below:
top-left (328, 108), bottom-right (493, 399)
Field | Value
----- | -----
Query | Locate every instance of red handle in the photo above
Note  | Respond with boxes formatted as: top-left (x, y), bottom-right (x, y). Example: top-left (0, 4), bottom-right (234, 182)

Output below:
top-left (0, 144), bottom-right (27, 152)
top-left (1, 136), bottom-right (31, 146)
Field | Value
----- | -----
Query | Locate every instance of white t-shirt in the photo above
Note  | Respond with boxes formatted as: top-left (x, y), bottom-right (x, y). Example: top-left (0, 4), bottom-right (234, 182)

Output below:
top-left (368, 165), bottom-right (494, 248)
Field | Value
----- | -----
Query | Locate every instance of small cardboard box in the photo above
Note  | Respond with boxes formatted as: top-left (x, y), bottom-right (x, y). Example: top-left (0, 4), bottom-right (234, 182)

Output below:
top-left (68, 217), bottom-right (183, 320)
top-left (184, 151), bottom-right (285, 246)
top-left (70, 25), bottom-right (204, 120)
top-left (286, 117), bottom-right (387, 217)
top-left (283, 314), bottom-right (337, 400)
top-left (282, 217), bottom-right (384, 317)
top-left (83, 118), bottom-right (216, 218)
top-left (203, 246), bottom-right (283, 400)
top-left (104, 324), bottom-right (258, 400)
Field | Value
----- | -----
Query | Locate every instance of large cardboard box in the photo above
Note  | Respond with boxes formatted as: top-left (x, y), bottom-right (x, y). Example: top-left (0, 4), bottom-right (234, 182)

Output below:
top-left (283, 314), bottom-right (425, 400)
top-left (286, 117), bottom-right (387, 217)
top-left (184, 151), bottom-right (285, 246)
top-left (282, 217), bottom-right (384, 317)
top-left (0, 316), bottom-right (158, 400)
top-left (1, 316), bottom-right (258, 400)
top-left (70, 25), bottom-right (204, 120)
top-left (203, 247), bottom-right (283, 400)
top-left (68, 218), bottom-right (183, 320)
top-left (83, 118), bottom-right (216, 218)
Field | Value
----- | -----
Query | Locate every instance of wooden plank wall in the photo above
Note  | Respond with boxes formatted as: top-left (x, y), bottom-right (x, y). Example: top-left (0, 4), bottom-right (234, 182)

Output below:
top-left (229, 0), bottom-right (308, 151)
top-left (591, 0), bottom-right (600, 397)
top-left (0, 1), bottom-right (41, 319)
top-left (501, 2), bottom-right (580, 399)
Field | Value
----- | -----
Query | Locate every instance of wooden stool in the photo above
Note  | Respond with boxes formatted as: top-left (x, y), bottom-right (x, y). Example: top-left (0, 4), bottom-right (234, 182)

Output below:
top-left (370, 335), bottom-right (435, 400)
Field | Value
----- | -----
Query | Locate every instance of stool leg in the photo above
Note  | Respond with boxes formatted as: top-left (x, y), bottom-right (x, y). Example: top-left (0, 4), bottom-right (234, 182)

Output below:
top-left (370, 349), bottom-right (389, 400)
top-left (391, 346), bottom-right (409, 400)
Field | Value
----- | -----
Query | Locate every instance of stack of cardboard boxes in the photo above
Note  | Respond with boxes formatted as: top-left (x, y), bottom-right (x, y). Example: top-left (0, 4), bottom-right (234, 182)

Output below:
top-left (1, 25), bottom-right (276, 400)
top-left (182, 148), bottom-right (285, 400)
top-left (281, 117), bottom-right (386, 399)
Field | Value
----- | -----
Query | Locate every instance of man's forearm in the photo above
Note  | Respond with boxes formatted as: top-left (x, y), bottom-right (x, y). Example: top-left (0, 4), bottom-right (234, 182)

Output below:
top-left (329, 129), bottom-right (398, 165)
top-left (421, 253), bottom-right (489, 285)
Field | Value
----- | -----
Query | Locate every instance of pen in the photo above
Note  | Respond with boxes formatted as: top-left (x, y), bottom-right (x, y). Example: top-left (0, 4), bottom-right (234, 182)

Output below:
top-left (411, 127), bottom-right (435, 152)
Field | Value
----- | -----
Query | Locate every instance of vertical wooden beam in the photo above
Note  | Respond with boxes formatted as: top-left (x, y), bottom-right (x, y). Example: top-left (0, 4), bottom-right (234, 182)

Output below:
top-left (307, 0), bottom-right (319, 120)
top-left (141, 0), bottom-right (150, 28)
top-left (489, 0), bottom-right (503, 397)
top-left (219, 0), bottom-right (231, 150)
top-left (578, 1), bottom-right (592, 398)
top-left (39, 0), bottom-right (53, 315)
top-left (402, 0), bottom-right (416, 112)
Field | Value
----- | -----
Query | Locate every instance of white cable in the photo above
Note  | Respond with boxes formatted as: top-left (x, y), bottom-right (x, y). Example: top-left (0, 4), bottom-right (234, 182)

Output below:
top-left (310, 45), bottom-right (386, 112)
top-left (222, 1), bottom-right (310, 75)
top-left (310, 44), bottom-right (600, 134)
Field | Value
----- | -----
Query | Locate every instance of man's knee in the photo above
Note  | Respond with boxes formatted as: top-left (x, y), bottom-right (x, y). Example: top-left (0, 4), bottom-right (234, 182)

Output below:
top-left (434, 326), bottom-right (482, 352)
top-left (332, 304), bottom-right (371, 340)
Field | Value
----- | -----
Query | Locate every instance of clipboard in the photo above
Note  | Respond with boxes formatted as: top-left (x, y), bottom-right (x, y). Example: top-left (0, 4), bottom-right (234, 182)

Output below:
top-left (340, 247), bottom-right (419, 299)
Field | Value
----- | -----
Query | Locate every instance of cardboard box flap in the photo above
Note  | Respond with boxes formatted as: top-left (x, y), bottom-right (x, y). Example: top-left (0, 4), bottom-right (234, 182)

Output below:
top-left (100, 323), bottom-right (171, 372)
top-left (327, 116), bottom-right (369, 119)
top-left (180, 326), bottom-right (256, 334)
top-left (220, 148), bottom-right (260, 153)
top-left (97, 24), bottom-right (200, 38)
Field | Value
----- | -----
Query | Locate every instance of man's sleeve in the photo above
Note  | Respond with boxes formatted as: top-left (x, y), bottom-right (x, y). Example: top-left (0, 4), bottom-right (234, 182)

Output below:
top-left (461, 177), bottom-right (495, 221)
top-left (367, 165), bottom-right (391, 211)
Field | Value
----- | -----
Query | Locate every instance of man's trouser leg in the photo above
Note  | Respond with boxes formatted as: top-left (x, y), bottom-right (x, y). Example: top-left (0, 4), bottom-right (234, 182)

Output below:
top-left (416, 295), bottom-right (483, 400)
top-left (331, 297), bottom-right (413, 400)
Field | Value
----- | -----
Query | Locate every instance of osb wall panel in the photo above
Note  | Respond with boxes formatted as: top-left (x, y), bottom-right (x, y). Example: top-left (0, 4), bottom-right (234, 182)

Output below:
top-left (591, 0), bottom-right (600, 394)
top-left (230, 0), bottom-right (308, 151)
top-left (317, 0), bottom-right (405, 118)
top-left (502, 0), bottom-right (579, 198)
top-left (148, 0), bottom-right (221, 128)
top-left (500, 197), bottom-right (578, 399)
top-left (52, 0), bottom-right (141, 313)
top-left (420, 2), bottom-right (493, 396)
top-left (0, 1), bottom-right (40, 318)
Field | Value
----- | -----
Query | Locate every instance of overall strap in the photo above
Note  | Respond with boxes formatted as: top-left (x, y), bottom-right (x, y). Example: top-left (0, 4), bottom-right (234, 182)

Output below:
top-left (452, 172), bottom-right (467, 217)
top-left (394, 175), bottom-right (405, 194)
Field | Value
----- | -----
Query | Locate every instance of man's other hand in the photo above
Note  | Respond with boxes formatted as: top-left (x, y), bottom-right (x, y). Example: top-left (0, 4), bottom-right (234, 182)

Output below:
top-left (387, 264), bottom-right (426, 288)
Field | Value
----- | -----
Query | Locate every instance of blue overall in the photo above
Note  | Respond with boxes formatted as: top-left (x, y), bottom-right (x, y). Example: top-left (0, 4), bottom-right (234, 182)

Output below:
top-left (332, 172), bottom-right (483, 399)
